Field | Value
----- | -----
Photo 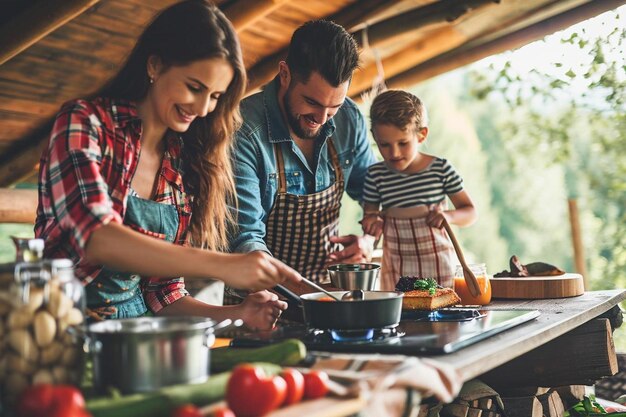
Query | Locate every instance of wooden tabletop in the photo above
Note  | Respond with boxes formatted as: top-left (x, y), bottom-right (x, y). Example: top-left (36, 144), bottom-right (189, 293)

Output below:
top-left (430, 289), bottom-right (626, 381)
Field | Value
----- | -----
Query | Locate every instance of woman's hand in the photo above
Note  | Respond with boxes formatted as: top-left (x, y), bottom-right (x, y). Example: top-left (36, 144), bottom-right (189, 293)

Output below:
top-left (220, 251), bottom-right (302, 292)
top-left (361, 214), bottom-right (384, 240)
top-left (237, 290), bottom-right (287, 331)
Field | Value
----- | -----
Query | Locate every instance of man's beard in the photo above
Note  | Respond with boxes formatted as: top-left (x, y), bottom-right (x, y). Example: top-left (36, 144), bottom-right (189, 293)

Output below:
top-left (284, 91), bottom-right (321, 140)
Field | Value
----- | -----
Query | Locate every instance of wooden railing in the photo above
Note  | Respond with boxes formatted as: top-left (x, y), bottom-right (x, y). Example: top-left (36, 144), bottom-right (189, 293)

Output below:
top-left (0, 188), bottom-right (37, 224)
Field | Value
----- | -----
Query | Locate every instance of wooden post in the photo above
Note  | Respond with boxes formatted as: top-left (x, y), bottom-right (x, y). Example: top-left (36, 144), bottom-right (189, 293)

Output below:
top-left (0, 189), bottom-right (38, 224)
top-left (0, 0), bottom-right (101, 66)
top-left (568, 199), bottom-right (588, 288)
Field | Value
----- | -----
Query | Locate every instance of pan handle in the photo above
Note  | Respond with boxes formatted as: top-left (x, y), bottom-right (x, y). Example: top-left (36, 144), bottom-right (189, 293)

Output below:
top-left (273, 284), bottom-right (302, 306)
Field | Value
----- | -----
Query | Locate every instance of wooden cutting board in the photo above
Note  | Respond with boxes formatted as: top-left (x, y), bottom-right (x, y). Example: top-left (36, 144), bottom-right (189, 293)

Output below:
top-left (490, 273), bottom-right (584, 299)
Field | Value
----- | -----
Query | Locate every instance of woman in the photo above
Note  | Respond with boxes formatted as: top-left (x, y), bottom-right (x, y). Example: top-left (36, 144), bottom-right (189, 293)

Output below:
top-left (35, 0), bottom-right (301, 329)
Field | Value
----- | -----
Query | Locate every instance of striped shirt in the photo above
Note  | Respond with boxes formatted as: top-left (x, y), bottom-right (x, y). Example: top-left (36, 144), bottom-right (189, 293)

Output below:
top-left (363, 157), bottom-right (463, 209)
top-left (35, 97), bottom-right (191, 313)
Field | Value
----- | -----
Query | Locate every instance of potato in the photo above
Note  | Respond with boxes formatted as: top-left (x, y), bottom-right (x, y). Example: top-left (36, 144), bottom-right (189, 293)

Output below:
top-left (61, 348), bottom-right (79, 366)
top-left (6, 353), bottom-right (37, 375)
top-left (7, 306), bottom-right (34, 329)
top-left (33, 311), bottom-right (56, 348)
top-left (8, 329), bottom-right (39, 363)
top-left (47, 288), bottom-right (72, 318)
top-left (64, 308), bottom-right (84, 326)
top-left (40, 341), bottom-right (64, 365)
top-left (32, 369), bottom-right (55, 385)
top-left (52, 366), bottom-right (68, 383)
top-left (26, 288), bottom-right (44, 313)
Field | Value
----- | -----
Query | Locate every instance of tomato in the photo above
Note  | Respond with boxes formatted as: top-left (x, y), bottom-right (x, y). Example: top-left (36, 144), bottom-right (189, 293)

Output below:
top-left (280, 368), bottom-right (305, 406)
top-left (18, 384), bottom-right (87, 417)
top-left (303, 370), bottom-right (330, 400)
top-left (213, 406), bottom-right (236, 417)
top-left (171, 404), bottom-right (203, 417)
top-left (226, 364), bottom-right (287, 417)
top-left (16, 384), bottom-right (55, 417)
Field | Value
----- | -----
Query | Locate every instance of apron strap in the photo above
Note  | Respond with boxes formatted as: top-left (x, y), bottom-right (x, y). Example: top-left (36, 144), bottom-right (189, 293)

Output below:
top-left (273, 137), bottom-right (344, 193)
top-left (326, 138), bottom-right (344, 184)
top-left (274, 142), bottom-right (288, 193)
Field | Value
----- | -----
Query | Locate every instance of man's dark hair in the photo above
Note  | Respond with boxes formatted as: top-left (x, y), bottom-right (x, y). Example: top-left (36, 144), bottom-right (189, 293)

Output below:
top-left (286, 20), bottom-right (359, 86)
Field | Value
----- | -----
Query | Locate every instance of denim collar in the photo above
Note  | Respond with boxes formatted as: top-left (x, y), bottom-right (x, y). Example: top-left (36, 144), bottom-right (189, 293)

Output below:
top-left (262, 76), bottom-right (336, 144)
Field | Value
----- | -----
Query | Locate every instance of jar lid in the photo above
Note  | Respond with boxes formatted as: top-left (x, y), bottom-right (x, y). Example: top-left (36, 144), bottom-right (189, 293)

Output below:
top-left (27, 239), bottom-right (44, 252)
top-left (51, 258), bottom-right (73, 269)
top-left (88, 316), bottom-right (216, 335)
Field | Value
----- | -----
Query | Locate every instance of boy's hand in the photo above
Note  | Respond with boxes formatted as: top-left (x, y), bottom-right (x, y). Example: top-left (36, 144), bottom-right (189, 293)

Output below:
top-left (360, 214), bottom-right (384, 240)
top-left (425, 204), bottom-right (450, 229)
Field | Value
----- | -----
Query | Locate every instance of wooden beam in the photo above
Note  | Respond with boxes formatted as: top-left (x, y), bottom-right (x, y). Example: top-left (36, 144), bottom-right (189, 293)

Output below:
top-left (223, 0), bottom-right (290, 33)
top-left (351, 0), bottom-right (498, 49)
top-left (0, 0), bottom-right (101, 66)
top-left (481, 319), bottom-right (618, 388)
top-left (245, 0), bottom-right (390, 94)
top-left (367, 0), bottom-right (626, 96)
top-left (349, 26), bottom-right (468, 97)
top-left (0, 189), bottom-right (38, 224)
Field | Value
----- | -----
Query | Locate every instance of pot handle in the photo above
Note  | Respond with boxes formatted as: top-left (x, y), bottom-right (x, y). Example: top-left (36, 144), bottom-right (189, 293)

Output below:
top-left (273, 285), bottom-right (302, 306)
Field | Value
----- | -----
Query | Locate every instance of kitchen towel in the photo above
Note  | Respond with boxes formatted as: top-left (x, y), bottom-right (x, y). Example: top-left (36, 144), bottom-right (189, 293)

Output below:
top-left (311, 353), bottom-right (462, 417)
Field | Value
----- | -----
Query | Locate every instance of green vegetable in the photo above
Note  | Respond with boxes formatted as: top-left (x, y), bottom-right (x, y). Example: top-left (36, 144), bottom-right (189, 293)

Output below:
top-left (87, 363), bottom-right (282, 417)
top-left (414, 278), bottom-right (438, 295)
top-left (564, 394), bottom-right (626, 417)
top-left (210, 338), bottom-right (307, 373)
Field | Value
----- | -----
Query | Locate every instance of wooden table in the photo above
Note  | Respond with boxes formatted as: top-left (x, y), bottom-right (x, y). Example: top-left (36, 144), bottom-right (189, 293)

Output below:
top-left (432, 289), bottom-right (625, 384)
top-left (222, 291), bottom-right (625, 417)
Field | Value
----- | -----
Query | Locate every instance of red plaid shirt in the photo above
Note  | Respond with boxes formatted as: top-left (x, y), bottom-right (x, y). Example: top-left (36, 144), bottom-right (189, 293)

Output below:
top-left (35, 97), bottom-right (192, 312)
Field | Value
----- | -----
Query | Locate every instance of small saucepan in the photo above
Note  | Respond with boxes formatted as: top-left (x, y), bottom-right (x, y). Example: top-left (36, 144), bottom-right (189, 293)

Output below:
top-left (274, 285), bottom-right (403, 330)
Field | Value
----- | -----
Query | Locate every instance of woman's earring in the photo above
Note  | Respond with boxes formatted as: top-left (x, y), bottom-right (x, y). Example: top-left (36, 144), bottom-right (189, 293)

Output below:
top-left (149, 77), bottom-right (154, 84)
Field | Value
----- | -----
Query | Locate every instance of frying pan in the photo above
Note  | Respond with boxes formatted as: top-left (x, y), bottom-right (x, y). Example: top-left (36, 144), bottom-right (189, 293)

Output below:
top-left (274, 285), bottom-right (403, 330)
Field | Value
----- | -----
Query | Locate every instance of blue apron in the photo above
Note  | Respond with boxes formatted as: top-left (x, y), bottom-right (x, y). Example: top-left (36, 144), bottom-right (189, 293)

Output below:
top-left (85, 193), bottom-right (179, 319)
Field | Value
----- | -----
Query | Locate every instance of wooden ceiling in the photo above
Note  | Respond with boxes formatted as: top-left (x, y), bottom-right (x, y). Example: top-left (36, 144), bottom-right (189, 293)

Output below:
top-left (0, 0), bottom-right (623, 187)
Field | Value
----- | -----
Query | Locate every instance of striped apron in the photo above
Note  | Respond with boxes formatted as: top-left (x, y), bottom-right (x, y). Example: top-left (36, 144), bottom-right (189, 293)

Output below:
top-left (265, 138), bottom-right (344, 283)
top-left (380, 207), bottom-right (455, 291)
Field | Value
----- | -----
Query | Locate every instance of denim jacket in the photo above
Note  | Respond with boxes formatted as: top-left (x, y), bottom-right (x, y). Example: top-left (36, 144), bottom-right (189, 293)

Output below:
top-left (230, 77), bottom-right (376, 254)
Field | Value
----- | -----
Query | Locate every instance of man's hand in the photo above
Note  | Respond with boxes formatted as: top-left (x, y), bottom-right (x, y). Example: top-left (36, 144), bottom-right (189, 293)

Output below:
top-left (326, 234), bottom-right (375, 266)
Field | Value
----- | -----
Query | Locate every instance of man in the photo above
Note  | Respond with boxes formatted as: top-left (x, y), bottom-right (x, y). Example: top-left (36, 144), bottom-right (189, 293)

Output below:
top-left (230, 20), bottom-right (377, 295)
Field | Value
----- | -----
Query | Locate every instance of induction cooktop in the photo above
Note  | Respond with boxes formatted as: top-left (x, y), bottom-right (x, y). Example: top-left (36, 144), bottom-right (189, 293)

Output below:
top-left (229, 309), bottom-right (540, 355)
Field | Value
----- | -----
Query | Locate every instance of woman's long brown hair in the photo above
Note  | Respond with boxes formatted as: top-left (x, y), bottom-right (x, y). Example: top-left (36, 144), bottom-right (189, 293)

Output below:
top-left (100, 0), bottom-right (246, 250)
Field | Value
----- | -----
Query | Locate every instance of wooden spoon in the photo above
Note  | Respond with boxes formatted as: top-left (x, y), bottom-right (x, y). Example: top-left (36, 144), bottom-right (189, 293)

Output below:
top-left (442, 218), bottom-right (482, 298)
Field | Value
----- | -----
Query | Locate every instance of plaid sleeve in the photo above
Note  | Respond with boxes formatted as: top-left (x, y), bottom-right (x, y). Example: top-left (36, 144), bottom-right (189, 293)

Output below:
top-left (47, 101), bottom-right (123, 257)
top-left (143, 278), bottom-right (190, 313)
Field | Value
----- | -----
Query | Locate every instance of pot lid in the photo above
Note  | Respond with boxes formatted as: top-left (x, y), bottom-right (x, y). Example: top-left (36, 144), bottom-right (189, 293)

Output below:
top-left (88, 316), bottom-right (216, 334)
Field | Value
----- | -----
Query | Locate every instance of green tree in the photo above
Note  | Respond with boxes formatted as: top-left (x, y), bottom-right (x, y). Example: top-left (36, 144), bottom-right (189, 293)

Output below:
top-left (468, 11), bottom-right (625, 287)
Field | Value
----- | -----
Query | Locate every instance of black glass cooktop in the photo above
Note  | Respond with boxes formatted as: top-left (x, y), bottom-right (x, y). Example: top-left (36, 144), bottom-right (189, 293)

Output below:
top-left (230, 309), bottom-right (540, 354)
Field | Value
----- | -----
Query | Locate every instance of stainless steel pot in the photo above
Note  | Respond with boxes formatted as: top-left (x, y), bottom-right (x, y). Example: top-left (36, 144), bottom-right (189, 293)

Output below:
top-left (327, 263), bottom-right (380, 290)
top-left (88, 316), bottom-right (223, 393)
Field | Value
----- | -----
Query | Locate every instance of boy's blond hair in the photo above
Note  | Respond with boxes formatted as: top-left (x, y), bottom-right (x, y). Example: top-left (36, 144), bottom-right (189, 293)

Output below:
top-left (370, 90), bottom-right (428, 133)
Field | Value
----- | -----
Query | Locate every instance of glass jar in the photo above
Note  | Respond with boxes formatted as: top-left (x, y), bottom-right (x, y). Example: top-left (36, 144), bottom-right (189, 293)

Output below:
top-left (454, 263), bottom-right (492, 305)
top-left (0, 242), bottom-right (86, 409)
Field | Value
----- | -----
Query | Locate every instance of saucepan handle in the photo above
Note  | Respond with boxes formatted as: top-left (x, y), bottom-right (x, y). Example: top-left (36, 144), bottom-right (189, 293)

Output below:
top-left (273, 285), bottom-right (302, 307)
